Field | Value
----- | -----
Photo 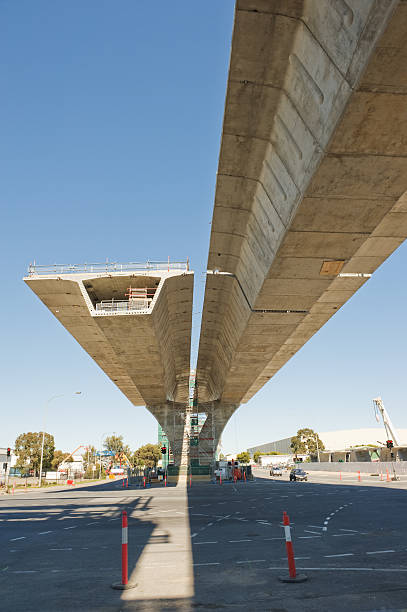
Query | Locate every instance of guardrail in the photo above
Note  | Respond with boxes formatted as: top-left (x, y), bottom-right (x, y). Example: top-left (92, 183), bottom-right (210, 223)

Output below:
top-left (95, 299), bottom-right (150, 313)
top-left (27, 260), bottom-right (189, 276)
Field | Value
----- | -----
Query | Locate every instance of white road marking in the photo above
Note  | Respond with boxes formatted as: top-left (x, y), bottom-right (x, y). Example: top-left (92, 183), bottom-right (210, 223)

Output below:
top-left (339, 529), bottom-right (359, 533)
top-left (49, 548), bottom-right (72, 551)
top-left (229, 539), bottom-right (252, 543)
top-left (366, 550), bottom-right (395, 555)
top-left (191, 533), bottom-right (198, 538)
top-left (332, 533), bottom-right (357, 537)
top-left (86, 522), bottom-right (97, 525)
top-left (308, 526), bottom-right (324, 530)
top-left (269, 567), bottom-right (407, 572)
top-left (207, 523), bottom-right (213, 527)
top-left (236, 559), bottom-right (265, 564)
top-left (10, 537), bottom-right (26, 541)
top-left (12, 570), bottom-right (38, 574)
top-left (304, 530), bottom-right (320, 535)
top-left (194, 562), bottom-right (220, 566)
top-left (194, 541), bottom-right (218, 545)
top-left (38, 531), bottom-right (53, 535)
top-left (324, 553), bottom-right (354, 558)
top-left (299, 536), bottom-right (321, 539)
top-left (64, 526), bottom-right (77, 530)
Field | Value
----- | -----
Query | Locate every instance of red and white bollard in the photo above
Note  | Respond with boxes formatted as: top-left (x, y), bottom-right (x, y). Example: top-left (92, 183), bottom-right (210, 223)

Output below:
top-left (189, 474), bottom-right (192, 487)
top-left (164, 474), bottom-right (167, 487)
top-left (357, 471), bottom-right (361, 482)
top-left (219, 474), bottom-right (222, 486)
top-left (122, 478), bottom-right (125, 488)
top-left (279, 511), bottom-right (307, 583)
top-left (244, 471), bottom-right (246, 482)
top-left (386, 469), bottom-right (390, 482)
top-left (121, 511), bottom-right (128, 584)
top-left (143, 476), bottom-right (146, 488)
top-left (126, 478), bottom-right (128, 488)
top-left (380, 471), bottom-right (383, 481)
top-left (111, 510), bottom-right (136, 590)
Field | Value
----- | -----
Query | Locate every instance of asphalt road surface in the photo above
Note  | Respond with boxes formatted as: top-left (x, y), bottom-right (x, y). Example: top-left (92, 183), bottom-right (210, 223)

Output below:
top-left (1, 472), bottom-right (407, 611)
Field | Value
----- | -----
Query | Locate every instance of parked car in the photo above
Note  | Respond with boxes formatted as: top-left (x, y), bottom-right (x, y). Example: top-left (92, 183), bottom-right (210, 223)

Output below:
top-left (289, 468), bottom-right (308, 482)
top-left (270, 467), bottom-right (283, 476)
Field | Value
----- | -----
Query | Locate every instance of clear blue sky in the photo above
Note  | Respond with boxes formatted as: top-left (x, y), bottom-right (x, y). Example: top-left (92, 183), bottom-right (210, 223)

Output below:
top-left (1, 1), bottom-right (406, 456)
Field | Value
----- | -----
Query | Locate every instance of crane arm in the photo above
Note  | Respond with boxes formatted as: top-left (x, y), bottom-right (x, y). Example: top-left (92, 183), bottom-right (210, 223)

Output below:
top-left (373, 398), bottom-right (401, 446)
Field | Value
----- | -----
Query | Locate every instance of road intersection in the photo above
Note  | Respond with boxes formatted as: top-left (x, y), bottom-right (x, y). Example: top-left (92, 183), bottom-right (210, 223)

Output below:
top-left (1, 472), bottom-right (407, 611)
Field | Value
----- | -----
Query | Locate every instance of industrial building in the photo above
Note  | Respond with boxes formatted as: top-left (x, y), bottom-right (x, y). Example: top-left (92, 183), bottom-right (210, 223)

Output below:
top-left (248, 428), bottom-right (407, 458)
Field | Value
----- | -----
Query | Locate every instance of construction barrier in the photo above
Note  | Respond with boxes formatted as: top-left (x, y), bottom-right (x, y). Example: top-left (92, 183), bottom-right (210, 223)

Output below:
top-left (278, 511), bottom-right (307, 583)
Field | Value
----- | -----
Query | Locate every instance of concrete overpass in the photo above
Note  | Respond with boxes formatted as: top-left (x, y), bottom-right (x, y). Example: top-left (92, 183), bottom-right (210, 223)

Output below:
top-left (24, 261), bottom-right (194, 468)
top-left (195, 0), bottom-right (407, 454)
top-left (25, 1), bottom-right (407, 474)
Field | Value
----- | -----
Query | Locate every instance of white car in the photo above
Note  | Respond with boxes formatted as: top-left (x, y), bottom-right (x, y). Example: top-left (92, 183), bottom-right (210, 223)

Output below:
top-left (270, 467), bottom-right (283, 476)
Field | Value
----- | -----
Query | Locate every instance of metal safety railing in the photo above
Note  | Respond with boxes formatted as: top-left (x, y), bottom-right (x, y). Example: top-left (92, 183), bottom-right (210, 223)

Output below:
top-left (95, 299), bottom-right (151, 313)
top-left (27, 259), bottom-right (189, 276)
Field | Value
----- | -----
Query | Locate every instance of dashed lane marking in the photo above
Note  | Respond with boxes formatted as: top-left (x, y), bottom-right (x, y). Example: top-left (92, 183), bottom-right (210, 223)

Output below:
top-left (304, 530), bottom-right (321, 535)
top-left (298, 536), bottom-right (321, 539)
top-left (366, 550), bottom-right (395, 555)
top-left (194, 541), bottom-right (218, 545)
top-left (229, 539), bottom-right (251, 543)
top-left (324, 553), bottom-right (354, 558)
top-left (63, 526), bottom-right (77, 530)
top-left (194, 562), bottom-right (220, 566)
top-left (49, 548), bottom-right (72, 551)
top-left (10, 537), bottom-right (26, 541)
top-left (269, 567), bottom-right (407, 573)
top-left (236, 559), bottom-right (265, 564)
top-left (191, 533), bottom-right (198, 538)
top-left (38, 531), bottom-right (53, 535)
top-left (332, 533), bottom-right (357, 537)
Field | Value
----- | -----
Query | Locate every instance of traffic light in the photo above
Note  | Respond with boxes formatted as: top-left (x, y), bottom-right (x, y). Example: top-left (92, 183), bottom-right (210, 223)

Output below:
top-left (386, 440), bottom-right (394, 449)
top-left (6, 448), bottom-right (11, 458)
top-left (161, 446), bottom-right (167, 454)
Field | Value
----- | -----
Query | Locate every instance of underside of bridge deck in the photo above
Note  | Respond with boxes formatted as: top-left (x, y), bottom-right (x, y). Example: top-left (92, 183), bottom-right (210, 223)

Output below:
top-left (196, 0), bottom-right (407, 435)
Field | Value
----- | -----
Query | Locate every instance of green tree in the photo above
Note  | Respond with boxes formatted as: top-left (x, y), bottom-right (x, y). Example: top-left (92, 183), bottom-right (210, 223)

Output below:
top-left (103, 435), bottom-right (125, 453)
top-left (237, 451), bottom-right (251, 464)
top-left (253, 451), bottom-right (261, 463)
top-left (15, 432), bottom-right (55, 474)
top-left (133, 444), bottom-right (161, 468)
top-left (51, 450), bottom-right (71, 470)
top-left (290, 428), bottom-right (325, 457)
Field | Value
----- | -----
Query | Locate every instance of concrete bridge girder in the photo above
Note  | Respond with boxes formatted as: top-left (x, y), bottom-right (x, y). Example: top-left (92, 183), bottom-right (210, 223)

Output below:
top-left (197, 0), bottom-right (407, 407)
top-left (24, 269), bottom-right (193, 408)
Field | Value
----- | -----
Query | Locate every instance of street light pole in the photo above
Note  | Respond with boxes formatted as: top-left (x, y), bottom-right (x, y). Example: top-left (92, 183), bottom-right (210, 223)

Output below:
top-left (38, 392), bottom-right (81, 487)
